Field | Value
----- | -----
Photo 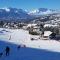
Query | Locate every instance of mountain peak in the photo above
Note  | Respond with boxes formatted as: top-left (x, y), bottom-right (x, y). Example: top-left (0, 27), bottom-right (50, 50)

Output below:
top-left (0, 7), bottom-right (10, 12)
top-left (28, 8), bottom-right (58, 15)
top-left (0, 7), bottom-right (32, 21)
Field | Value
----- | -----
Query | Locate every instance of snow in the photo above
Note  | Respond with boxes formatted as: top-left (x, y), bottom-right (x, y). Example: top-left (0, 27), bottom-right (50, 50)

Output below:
top-left (44, 24), bottom-right (58, 28)
top-left (1, 8), bottom-right (10, 12)
top-left (28, 9), bottom-right (39, 14)
top-left (39, 10), bottom-right (52, 15)
top-left (28, 9), bottom-right (58, 15)
top-left (0, 28), bottom-right (60, 60)
top-left (28, 9), bottom-right (52, 15)
top-left (44, 31), bottom-right (52, 36)
top-left (15, 10), bottom-right (18, 13)
top-left (0, 28), bottom-right (60, 52)
top-left (27, 24), bottom-right (37, 27)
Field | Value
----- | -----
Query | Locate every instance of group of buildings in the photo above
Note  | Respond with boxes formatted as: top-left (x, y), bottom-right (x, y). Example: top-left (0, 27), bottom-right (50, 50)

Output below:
top-left (23, 22), bottom-right (60, 40)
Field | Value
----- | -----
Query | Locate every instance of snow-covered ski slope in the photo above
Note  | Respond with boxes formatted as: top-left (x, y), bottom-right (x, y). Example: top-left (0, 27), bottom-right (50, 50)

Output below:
top-left (0, 28), bottom-right (60, 60)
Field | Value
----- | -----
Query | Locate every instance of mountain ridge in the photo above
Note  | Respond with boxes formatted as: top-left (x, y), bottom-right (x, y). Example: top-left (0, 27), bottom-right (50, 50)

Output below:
top-left (0, 7), bottom-right (60, 22)
top-left (28, 8), bottom-right (59, 16)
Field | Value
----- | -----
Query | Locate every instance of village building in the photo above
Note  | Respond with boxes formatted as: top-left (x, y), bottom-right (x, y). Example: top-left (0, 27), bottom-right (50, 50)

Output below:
top-left (42, 31), bottom-right (52, 40)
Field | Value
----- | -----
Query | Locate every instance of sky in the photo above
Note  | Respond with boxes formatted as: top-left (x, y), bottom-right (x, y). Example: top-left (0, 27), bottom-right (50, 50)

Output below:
top-left (0, 0), bottom-right (60, 11)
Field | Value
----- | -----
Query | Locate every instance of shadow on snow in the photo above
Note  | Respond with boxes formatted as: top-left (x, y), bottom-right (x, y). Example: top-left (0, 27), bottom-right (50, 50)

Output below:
top-left (0, 40), bottom-right (60, 60)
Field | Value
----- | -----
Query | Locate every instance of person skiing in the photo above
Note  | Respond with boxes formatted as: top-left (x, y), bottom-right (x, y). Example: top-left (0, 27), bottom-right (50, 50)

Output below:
top-left (5, 46), bottom-right (10, 56)
top-left (17, 45), bottom-right (21, 50)
top-left (9, 35), bottom-right (11, 40)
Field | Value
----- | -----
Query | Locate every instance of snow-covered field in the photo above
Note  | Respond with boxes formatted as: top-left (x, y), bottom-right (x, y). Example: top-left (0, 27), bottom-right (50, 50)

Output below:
top-left (0, 28), bottom-right (60, 60)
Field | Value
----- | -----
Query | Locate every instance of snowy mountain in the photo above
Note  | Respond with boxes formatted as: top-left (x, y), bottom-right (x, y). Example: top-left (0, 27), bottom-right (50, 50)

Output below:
top-left (0, 7), bottom-right (60, 22)
top-left (28, 8), bottom-right (58, 16)
top-left (0, 7), bottom-right (32, 21)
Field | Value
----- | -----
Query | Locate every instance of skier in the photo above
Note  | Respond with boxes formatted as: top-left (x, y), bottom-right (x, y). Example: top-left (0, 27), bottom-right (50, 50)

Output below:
top-left (5, 46), bottom-right (10, 56)
top-left (0, 52), bottom-right (3, 57)
top-left (17, 45), bottom-right (21, 50)
top-left (9, 35), bottom-right (11, 40)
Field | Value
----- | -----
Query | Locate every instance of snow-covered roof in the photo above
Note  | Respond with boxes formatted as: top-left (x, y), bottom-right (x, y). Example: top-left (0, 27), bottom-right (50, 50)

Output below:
top-left (33, 26), bottom-right (39, 29)
top-left (44, 31), bottom-right (52, 36)
top-left (44, 24), bottom-right (58, 28)
top-left (27, 24), bottom-right (37, 27)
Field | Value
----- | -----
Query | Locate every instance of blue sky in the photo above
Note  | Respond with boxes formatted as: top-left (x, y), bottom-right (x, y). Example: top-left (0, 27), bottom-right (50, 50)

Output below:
top-left (0, 0), bottom-right (60, 11)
